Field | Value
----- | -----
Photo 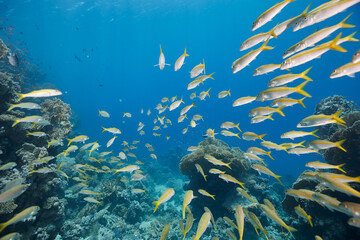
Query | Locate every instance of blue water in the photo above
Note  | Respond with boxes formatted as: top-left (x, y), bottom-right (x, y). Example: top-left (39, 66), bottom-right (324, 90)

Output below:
top-left (1, 0), bottom-right (360, 179)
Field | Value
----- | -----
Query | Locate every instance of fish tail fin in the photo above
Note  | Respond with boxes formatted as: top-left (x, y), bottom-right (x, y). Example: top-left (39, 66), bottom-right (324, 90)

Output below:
top-left (337, 163), bottom-right (347, 173)
top-left (226, 162), bottom-right (232, 170)
top-left (277, 106), bottom-right (286, 116)
top-left (259, 134), bottom-right (267, 140)
top-left (275, 175), bottom-right (283, 185)
top-left (336, 139), bottom-right (347, 152)
top-left (26, 131), bottom-right (31, 136)
top-left (11, 119), bottom-right (19, 127)
top-left (236, 133), bottom-right (241, 140)
top-left (204, 174), bottom-right (207, 182)
top-left (15, 92), bottom-right (24, 102)
top-left (340, 14), bottom-right (355, 28)
top-left (7, 103), bottom-right (15, 111)
top-left (288, 226), bottom-right (297, 239)
top-left (269, 27), bottom-right (278, 39)
top-left (152, 201), bottom-right (159, 213)
top-left (268, 114), bottom-right (274, 121)
top-left (295, 80), bottom-right (312, 97)
top-left (298, 97), bottom-right (306, 108)
top-left (0, 223), bottom-right (7, 233)
top-left (101, 127), bottom-right (106, 132)
top-left (206, 88), bottom-right (211, 97)
top-left (66, 139), bottom-right (72, 146)
top-left (298, 140), bottom-right (306, 148)
top-left (344, 31), bottom-right (359, 42)
top-left (192, 102), bottom-right (197, 107)
top-left (267, 151), bottom-right (274, 160)
top-left (308, 216), bottom-right (313, 227)
top-left (261, 38), bottom-right (273, 51)
top-left (228, 89), bottom-right (231, 96)
top-left (330, 33), bottom-right (347, 52)
top-left (47, 141), bottom-right (51, 148)
top-left (211, 194), bottom-right (216, 200)
top-left (311, 129), bottom-right (319, 138)
top-left (236, 123), bottom-right (242, 132)
top-left (354, 176), bottom-right (360, 183)
top-left (332, 109), bottom-right (346, 124)
top-left (254, 226), bottom-right (259, 236)
top-left (301, 67), bottom-right (313, 81)
top-left (208, 72), bottom-right (215, 80)
top-left (184, 47), bottom-right (189, 57)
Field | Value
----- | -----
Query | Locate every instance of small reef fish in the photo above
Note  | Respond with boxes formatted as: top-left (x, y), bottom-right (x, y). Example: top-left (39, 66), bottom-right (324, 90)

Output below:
top-left (226, 230), bottom-right (237, 240)
top-left (152, 188), bottom-right (175, 213)
top-left (155, 45), bottom-right (170, 70)
top-left (180, 102), bottom-right (196, 116)
top-left (218, 90), bottom-right (231, 98)
top-left (169, 98), bottom-right (184, 111)
top-left (175, 48), bottom-right (189, 71)
top-left (220, 121), bottom-right (241, 132)
top-left (193, 211), bottom-right (211, 240)
top-left (180, 212), bottom-right (194, 240)
top-left (79, 190), bottom-right (100, 197)
top-left (249, 106), bottom-right (285, 117)
top-left (307, 139), bottom-right (346, 152)
top-left (118, 152), bottom-right (126, 160)
top-left (318, 175), bottom-right (360, 198)
top-left (311, 192), bottom-right (340, 212)
top-left (0, 206), bottom-right (40, 233)
top-left (219, 174), bottom-right (245, 189)
top-left (113, 165), bottom-right (140, 174)
top-left (47, 139), bottom-right (62, 148)
top-left (0, 184), bottom-right (29, 203)
top-left (288, 148), bottom-right (318, 155)
top-left (338, 202), bottom-right (360, 217)
top-left (67, 135), bottom-right (89, 146)
top-left (204, 154), bottom-right (231, 169)
top-left (236, 187), bottom-right (257, 204)
top-left (161, 97), bottom-right (169, 103)
top-left (251, 115), bottom-right (274, 124)
top-left (102, 127), bottom-right (121, 134)
top-left (297, 109), bottom-right (345, 127)
top-left (295, 204), bottom-right (313, 227)
top-left (256, 80), bottom-right (311, 101)
top-left (352, 49), bottom-right (360, 63)
top-left (268, 67), bottom-right (312, 87)
top-left (0, 162), bottom-right (17, 171)
top-left (285, 189), bottom-right (317, 201)
top-left (131, 173), bottom-right (146, 181)
top-left (195, 72), bottom-right (215, 83)
top-left (348, 218), bottom-right (360, 228)
top-left (80, 141), bottom-right (96, 151)
top-left (253, 63), bottom-right (280, 76)
top-left (223, 216), bottom-right (238, 230)
top-left (123, 112), bottom-right (132, 118)
top-left (98, 110), bottom-right (110, 118)
top-left (245, 209), bottom-right (269, 239)
top-left (243, 153), bottom-right (265, 163)
top-left (187, 146), bottom-right (201, 152)
top-left (150, 153), bottom-right (157, 160)
top-left (247, 147), bottom-right (273, 160)
top-left (182, 190), bottom-right (195, 219)
top-left (241, 25), bottom-right (277, 51)
top-left (204, 128), bottom-right (217, 139)
top-left (7, 102), bottom-right (41, 111)
top-left (330, 61), bottom-right (360, 78)
top-left (221, 130), bottom-right (241, 139)
top-left (12, 115), bottom-right (44, 127)
top-left (209, 168), bottom-right (226, 175)
top-left (281, 129), bottom-right (319, 139)
top-left (98, 151), bottom-right (112, 157)
top-left (198, 88), bottom-right (211, 100)
top-left (15, 89), bottom-right (62, 102)
top-left (281, 141), bottom-right (305, 149)
top-left (106, 136), bottom-right (117, 148)
top-left (233, 96), bottom-right (256, 107)
top-left (251, 0), bottom-right (295, 31)
top-left (271, 97), bottom-right (306, 108)
top-left (252, 164), bottom-right (282, 184)
top-left (26, 131), bottom-right (46, 137)
top-left (235, 205), bottom-right (244, 240)
top-left (195, 163), bottom-right (207, 181)
top-left (28, 167), bottom-right (55, 174)
top-left (318, 173), bottom-right (360, 184)
top-left (84, 197), bottom-right (102, 204)
top-left (190, 92), bottom-right (196, 100)
top-left (198, 189), bottom-right (215, 200)
top-left (242, 132), bottom-right (267, 141)
top-left (131, 189), bottom-right (146, 194)
top-left (306, 161), bottom-right (346, 173)
top-left (190, 60), bottom-right (205, 78)
top-left (187, 79), bottom-right (204, 90)
top-left (160, 224), bottom-right (170, 240)
top-left (232, 39), bottom-right (273, 74)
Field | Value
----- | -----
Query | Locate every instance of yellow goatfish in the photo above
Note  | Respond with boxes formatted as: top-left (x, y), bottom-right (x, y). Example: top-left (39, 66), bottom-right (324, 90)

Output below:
top-left (204, 207), bottom-right (218, 232)
top-left (175, 48), bottom-right (189, 71)
top-left (219, 174), bottom-right (245, 189)
top-left (155, 45), bottom-right (170, 70)
top-left (253, 63), bottom-right (281, 76)
top-left (252, 164), bottom-right (283, 184)
top-left (285, 189), bottom-right (317, 202)
top-left (153, 188), bottom-right (175, 213)
top-left (306, 139), bottom-right (347, 152)
top-left (0, 206), bottom-right (40, 233)
top-left (294, 204), bottom-right (313, 227)
top-left (221, 130), bottom-right (241, 139)
top-left (256, 80), bottom-right (311, 101)
top-left (218, 90), bottom-right (231, 98)
top-left (15, 89), bottom-right (62, 102)
top-left (113, 165), bottom-right (140, 174)
top-left (220, 121), bottom-right (241, 132)
top-left (249, 106), bottom-right (285, 117)
top-left (223, 216), bottom-right (238, 230)
top-left (67, 135), bottom-right (89, 146)
top-left (233, 96), bottom-right (256, 107)
top-left (190, 60), bottom-right (206, 78)
top-left (195, 164), bottom-right (207, 181)
top-left (226, 230), bottom-right (237, 240)
top-left (12, 115), bottom-right (44, 127)
top-left (330, 60), bottom-right (360, 79)
top-left (236, 187), bottom-right (258, 204)
top-left (181, 212), bottom-right (194, 240)
top-left (268, 67), bottom-right (313, 87)
top-left (182, 190), bottom-right (195, 219)
top-left (281, 129), bottom-right (319, 139)
top-left (198, 189), bottom-right (215, 200)
top-left (204, 154), bottom-right (232, 169)
top-left (242, 131), bottom-right (267, 141)
top-left (297, 109), bottom-right (346, 127)
top-left (7, 102), bottom-right (41, 111)
top-left (193, 212), bottom-right (211, 240)
top-left (247, 210), bottom-right (269, 239)
top-left (305, 161), bottom-right (346, 173)
top-left (235, 205), bottom-right (244, 240)
top-left (160, 224), bottom-right (170, 240)
top-left (0, 184), bottom-right (29, 203)
top-left (99, 110), bottom-right (110, 117)
top-left (271, 97), bottom-right (306, 108)
top-left (246, 147), bottom-right (274, 160)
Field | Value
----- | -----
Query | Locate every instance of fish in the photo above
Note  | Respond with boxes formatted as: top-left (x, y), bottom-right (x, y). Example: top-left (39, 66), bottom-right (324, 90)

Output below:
top-left (293, 0), bottom-right (360, 32)
top-left (232, 39), bottom-right (273, 73)
top-left (193, 212), bottom-right (211, 240)
top-left (242, 132), bottom-right (267, 141)
top-left (236, 187), bottom-right (257, 204)
top-left (26, 131), bottom-right (46, 137)
top-left (47, 139), bottom-right (63, 148)
top-left (218, 90), bottom-right (231, 98)
top-left (147, 109), bottom-right (151, 115)
top-left (330, 61), bottom-right (360, 78)
top-left (106, 136), bottom-right (117, 147)
top-left (161, 97), bottom-right (169, 103)
top-left (195, 164), bottom-right (207, 181)
top-left (199, 88), bottom-right (211, 100)
top-left (99, 110), bottom-right (110, 117)
top-left (233, 96), bottom-right (256, 107)
top-left (67, 135), bottom-right (89, 146)
top-left (195, 72), bottom-right (215, 83)
top-left (84, 197), bottom-right (102, 204)
top-left (152, 188), bottom-right (175, 213)
top-left (257, 80), bottom-right (311, 101)
top-left (190, 60), bottom-right (205, 78)
top-left (79, 189), bottom-right (100, 197)
top-left (318, 172), bottom-right (360, 184)
top-left (221, 130), bottom-right (241, 139)
top-left (0, 232), bottom-right (21, 240)
top-left (204, 128), bottom-right (217, 139)
top-left (15, 89), bottom-right (62, 102)
top-left (352, 49), bottom-right (360, 63)
top-left (307, 139), bottom-right (346, 152)
top-left (155, 45), bottom-right (170, 70)
top-left (102, 127), bottom-right (121, 134)
top-left (7, 102), bottom-right (41, 111)
top-left (280, 141), bottom-right (306, 149)
top-left (252, 0), bottom-right (295, 31)
top-left (306, 161), bottom-right (346, 173)
top-left (260, 141), bottom-right (286, 152)
top-left (12, 115), bottom-right (44, 127)
top-left (187, 79), bottom-right (204, 90)
top-left (219, 174), bottom-right (245, 189)
top-left (223, 216), bottom-right (238, 230)
top-left (220, 121), bottom-right (241, 132)
top-left (348, 218), bottom-right (360, 228)
top-left (281, 33), bottom-right (347, 70)
top-left (249, 106), bottom-right (286, 117)
top-left (182, 190), bottom-right (195, 219)
top-left (235, 205), bottom-right (244, 240)
top-left (268, 67), bottom-right (312, 87)
top-left (118, 152), bottom-right (127, 160)
top-left (0, 184), bottom-right (29, 203)
top-left (0, 206), bottom-right (40, 233)
top-left (284, 14), bottom-right (355, 58)
top-left (338, 202), bottom-right (360, 217)
top-left (243, 153), bottom-right (265, 163)
top-left (187, 146), bottom-right (201, 152)
top-left (247, 210), bottom-right (269, 239)
top-left (192, 115), bottom-right (204, 121)
top-left (297, 109), bottom-right (345, 127)
top-left (180, 102), bottom-right (196, 115)
top-left (285, 189), bottom-right (318, 202)
top-left (252, 164), bottom-right (282, 184)
top-left (150, 153), bottom-right (157, 160)
top-left (8, 52), bottom-right (19, 67)
top-left (259, 204), bottom-right (296, 238)
top-left (243, 209), bottom-right (260, 236)
top-left (281, 129), bottom-right (319, 139)
top-left (251, 115), bottom-right (274, 123)
top-left (209, 168), bottom-right (226, 175)
top-left (198, 189), bottom-right (215, 200)
top-left (288, 148), bottom-right (318, 155)
top-left (181, 212), bottom-right (194, 240)
top-left (123, 112), bottom-right (132, 118)
top-left (126, 152), bottom-right (137, 158)
top-left (253, 63), bottom-right (280, 76)
top-left (295, 204), bottom-right (313, 227)
top-left (131, 189), bottom-right (146, 194)
top-left (318, 174), bottom-right (360, 198)
top-left (204, 154), bottom-right (232, 169)
top-left (28, 167), bottom-right (55, 174)
top-left (113, 165), bottom-right (140, 174)
top-left (311, 192), bottom-right (340, 212)
top-left (271, 97), bottom-right (306, 108)
top-left (190, 92), bottom-right (197, 100)
top-left (0, 162), bottom-right (17, 171)
top-left (131, 173), bottom-right (146, 181)
top-left (169, 97), bottom-right (184, 111)
top-left (247, 147), bottom-right (274, 160)
top-left (226, 230), bottom-right (237, 240)
top-left (160, 224), bottom-right (170, 240)
top-left (182, 128), bottom-right (188, 134)
top-left (190, 120), bottom-right (197, 128)
top-left (241, 27), bottom-right (278, 51)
